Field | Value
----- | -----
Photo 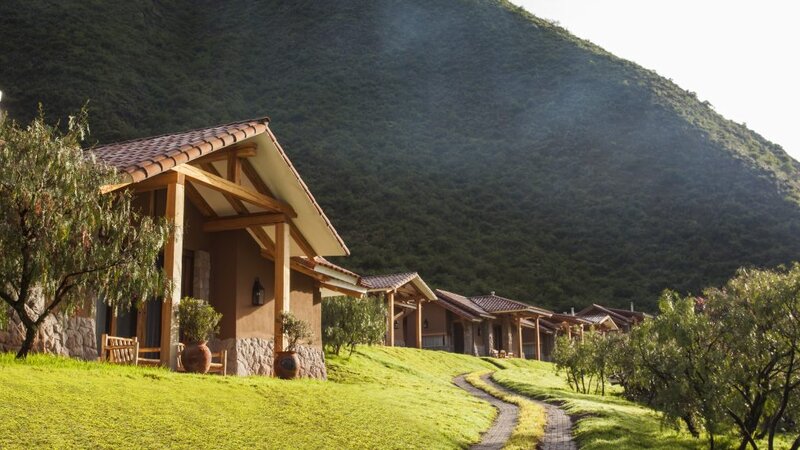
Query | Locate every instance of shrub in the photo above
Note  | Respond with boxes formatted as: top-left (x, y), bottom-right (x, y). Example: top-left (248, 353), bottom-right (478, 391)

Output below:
top-left (322, 295), bottom-right (386, 356)
top-left (280, 311), bottom-right (312, 352)
top-left (178, 297), bottom-right (221, 344)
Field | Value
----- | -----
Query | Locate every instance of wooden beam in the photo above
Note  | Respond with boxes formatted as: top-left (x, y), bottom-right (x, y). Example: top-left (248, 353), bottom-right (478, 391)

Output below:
top-left (132, 171), bottom-right (183, 194)
top-left (387, 291), bottom-right (395, 347)
top-left (100, 182), bottom-right (132, 194)
top-left (415, 298), bottom-right (423, 349)
top-left (185, 182), bottom-right (216, 217)
top-left (197, 163), bottom-right (278, 253)
top-left (273, 222), bottom-right (291, 353)
top-left (290, 224), bottom-right (318, 259)
top-left (203, 213), bottom-right (287, 233)
top-left (241, 157), bottom-right (274, 197)
top-left (160, 177), bottom-right (185, 369)
top-left (517, 317), bottom-right (524, 359)
top-left (535, 316), bottom-right (541, 361)
top-left (227, 150), bottom-right (242, 185)
top-left (194, 145), bottom-right (257, 164)
top-left (173, 164), bottom-right (296, 217)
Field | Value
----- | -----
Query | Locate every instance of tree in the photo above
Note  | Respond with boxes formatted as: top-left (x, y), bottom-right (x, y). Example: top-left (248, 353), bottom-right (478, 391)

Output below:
top-left (322, 294), bottom-right (386, 356)
top-left (628, 292), bottom-right (727, 447)
top-left (0, 108), bottom-right (170, 358)
top-left (705, 266), bottom-right (800, 450)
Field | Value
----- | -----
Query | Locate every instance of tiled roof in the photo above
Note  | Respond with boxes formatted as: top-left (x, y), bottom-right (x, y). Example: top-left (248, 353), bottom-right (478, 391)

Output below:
top-left (360, 272), bottom-right (418, 290)
top-left (577, 304), bottom-right (632, 324)
top-left (605, 306), bottom-right (652, 320)
top-left (436, 289), bottom-right (493, 319)
top-left (91, 118), bottom-right (270, 183)
top-left (470, 293), bottom-right (552, 316)
top-left (549, 313), bottom-right (592, 325)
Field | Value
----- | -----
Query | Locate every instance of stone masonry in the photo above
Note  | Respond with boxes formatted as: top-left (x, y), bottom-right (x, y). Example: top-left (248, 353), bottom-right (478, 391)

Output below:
top-left (210, 337), bottom-right (327, 379)
top-left (0, 291), bottom-right (97, 360)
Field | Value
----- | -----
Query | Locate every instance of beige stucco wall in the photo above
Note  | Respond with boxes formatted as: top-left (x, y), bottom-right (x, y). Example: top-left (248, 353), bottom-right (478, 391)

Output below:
top-left (422, 302), bottom-right (447, 335)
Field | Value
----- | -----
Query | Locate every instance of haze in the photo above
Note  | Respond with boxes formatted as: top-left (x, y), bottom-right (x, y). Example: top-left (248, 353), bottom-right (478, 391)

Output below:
top-left (513, 0), bottom-right (800, 161)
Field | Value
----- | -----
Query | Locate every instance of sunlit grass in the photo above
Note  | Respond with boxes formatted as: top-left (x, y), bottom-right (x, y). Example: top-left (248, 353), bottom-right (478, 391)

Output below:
top-left (0, 348), bottom-right (495, 449)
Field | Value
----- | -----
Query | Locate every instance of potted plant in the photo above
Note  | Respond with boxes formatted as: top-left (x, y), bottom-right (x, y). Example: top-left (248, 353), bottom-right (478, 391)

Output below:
top-left (178, 297), bottom-right (222, 374)
top-left (274, 311), bottom-right (312, 379)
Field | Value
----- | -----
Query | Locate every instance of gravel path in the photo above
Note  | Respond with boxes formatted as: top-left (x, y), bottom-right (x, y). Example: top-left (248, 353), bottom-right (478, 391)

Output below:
top-left (454, 375), bottom-right (519, 450)
top-left (483, 374), bottom-right (577, 450)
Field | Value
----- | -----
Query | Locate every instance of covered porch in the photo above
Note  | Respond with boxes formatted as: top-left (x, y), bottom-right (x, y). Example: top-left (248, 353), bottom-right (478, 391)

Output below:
top-left (94, 118), bottom-right (361, 375)
top-left (359, 273), bottom-right (436, 348)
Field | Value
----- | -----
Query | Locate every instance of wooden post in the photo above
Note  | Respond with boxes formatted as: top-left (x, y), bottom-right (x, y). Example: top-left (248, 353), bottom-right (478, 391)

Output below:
top-left (580, 325), bottom-right (585, 342)
top-left (160, 175), bottom-right (185, 368)
top-left (566, 323), bottom-right (572, 339)
top-left (274, 222), bottom-right (291, 352)
top-left (387, 291), bottom-right (395, 347)
top-left (415, 298), bottom-right (423, 349)
top-left (535, 316), bottom-right (541, 361)
top-left (516, 317), bottom-right (524, 359)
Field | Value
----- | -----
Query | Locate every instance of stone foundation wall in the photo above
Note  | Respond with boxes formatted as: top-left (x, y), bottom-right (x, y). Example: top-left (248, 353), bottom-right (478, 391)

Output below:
top-left (0, 303), bottom-right (97, 360)
top-left (209, 337), bottom-right (327, 379)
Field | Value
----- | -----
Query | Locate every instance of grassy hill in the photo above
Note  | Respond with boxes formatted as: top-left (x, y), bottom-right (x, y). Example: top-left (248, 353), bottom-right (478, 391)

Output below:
top-left (2, 0), bottom-right (800, 312)
top-left (0, 348), bottom-right (496, 449)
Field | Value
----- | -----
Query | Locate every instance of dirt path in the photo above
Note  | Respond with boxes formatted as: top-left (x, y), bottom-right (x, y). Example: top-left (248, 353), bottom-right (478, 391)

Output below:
top-left (482, 374), bottom-right (577, 450)
top-left (454, 375), bottom-right (519, 450)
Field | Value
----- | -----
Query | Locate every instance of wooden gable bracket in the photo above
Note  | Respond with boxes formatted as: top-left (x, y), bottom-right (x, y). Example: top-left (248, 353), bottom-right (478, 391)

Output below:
top-left (195, 162), bottom-right (277, 253)
top-left (172, 164), bottom-right (296, 217)
top-left (239, 158), bottom-right (318, 260)
top-left (193, 145), bottom-right (257, 165)
top-left (203, 213), bottom-right (288, 232)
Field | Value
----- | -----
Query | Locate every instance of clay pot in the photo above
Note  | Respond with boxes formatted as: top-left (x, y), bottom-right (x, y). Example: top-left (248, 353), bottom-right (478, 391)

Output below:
top-left (274, 351), bottom-right (300, 379)
top-left (182, 341), bottom-right (212, 374)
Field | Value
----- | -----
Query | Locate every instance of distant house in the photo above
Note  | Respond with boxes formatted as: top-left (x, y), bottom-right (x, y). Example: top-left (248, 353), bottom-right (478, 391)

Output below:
top-left (358, 272), bottom-right (437, 348)
top-left (421, 290), bottom-right (553, 360)
top-left (1, 118), bottom-right (365, 378)
top-left (576, 304), bottom-right (651, 333)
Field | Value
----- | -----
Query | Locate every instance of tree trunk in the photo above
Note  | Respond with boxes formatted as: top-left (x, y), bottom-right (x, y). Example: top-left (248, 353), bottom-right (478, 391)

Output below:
top-left (15, 324), bottom-right (38, 359)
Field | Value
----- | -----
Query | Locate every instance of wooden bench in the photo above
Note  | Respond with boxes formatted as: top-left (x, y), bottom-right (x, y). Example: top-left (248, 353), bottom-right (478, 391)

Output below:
top-left (99, 334), bottom-right (140, 365)
top-left (100, 335), bottom-right (227, 375)
top-left (176, 343), bottom-right (228, 376)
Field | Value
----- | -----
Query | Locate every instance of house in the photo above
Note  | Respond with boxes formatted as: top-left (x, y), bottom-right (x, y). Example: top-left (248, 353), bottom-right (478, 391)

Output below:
top-left (358, 272), bottom-right (437, 348)
top-left (421, 290), bottom-right (552, 360)
top-left (2, 117), bottom-right (365, 378)
top-left (576, 304), bottom-right (651, 333)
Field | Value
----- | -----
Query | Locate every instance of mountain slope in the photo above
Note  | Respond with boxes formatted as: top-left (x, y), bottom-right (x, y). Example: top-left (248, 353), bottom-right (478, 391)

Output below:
top-left (1, 0), bottom-right (799, 312)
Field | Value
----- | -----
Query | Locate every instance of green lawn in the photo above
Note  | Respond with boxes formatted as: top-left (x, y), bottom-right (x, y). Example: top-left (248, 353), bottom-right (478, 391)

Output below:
top-left (0, 348), bottom-right (495, 449)
top-left (486, 358), bottom-right (797, 450)
top-left (485, 358), bottom-right (699, 449)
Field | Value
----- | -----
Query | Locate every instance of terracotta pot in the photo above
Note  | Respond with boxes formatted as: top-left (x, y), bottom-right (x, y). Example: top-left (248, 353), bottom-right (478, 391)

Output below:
top-left (274, 351), bottom-right (300, 379)
top-left (182, 341), bottom-right (212, 374)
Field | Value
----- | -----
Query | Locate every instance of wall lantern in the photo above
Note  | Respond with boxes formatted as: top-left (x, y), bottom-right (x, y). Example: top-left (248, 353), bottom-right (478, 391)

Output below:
top-left (394, 320), bottom-right (399, 329)
top-left (252, 277), bottom-right (265, 306)
top-left (423, 319), bottom-right (429, 329)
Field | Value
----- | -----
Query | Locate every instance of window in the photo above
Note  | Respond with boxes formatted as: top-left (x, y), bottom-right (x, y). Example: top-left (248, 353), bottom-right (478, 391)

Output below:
top-left (422, 334), bottom-right (445, 348)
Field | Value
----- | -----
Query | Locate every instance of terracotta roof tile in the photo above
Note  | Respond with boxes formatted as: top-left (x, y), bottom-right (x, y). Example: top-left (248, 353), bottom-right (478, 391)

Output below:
top-left (436, 289), bottom-right (493, 319)
top-left (91, 117), bottom-right (270, 183)
top-left (469, 293), bottom-right (552, 316)
top-left (359, 272), bottom-right (418, 291)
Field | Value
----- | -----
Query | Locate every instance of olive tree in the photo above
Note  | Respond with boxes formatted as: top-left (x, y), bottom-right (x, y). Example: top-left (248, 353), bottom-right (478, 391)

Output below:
top-left (322, 294), bottom-right (386, 356)
top-left (705, 266), bottom-right (800, 450)
top-left (0, 108), bottom-right (169, 358)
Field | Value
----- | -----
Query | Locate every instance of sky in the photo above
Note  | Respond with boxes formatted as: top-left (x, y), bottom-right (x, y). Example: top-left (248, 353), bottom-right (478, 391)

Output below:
top-left (512, 0), bottom-right (800, 160)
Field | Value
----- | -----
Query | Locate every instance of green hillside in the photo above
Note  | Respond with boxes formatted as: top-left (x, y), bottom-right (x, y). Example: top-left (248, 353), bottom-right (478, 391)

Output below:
top-left (2, 0), bottom-right (799, 312)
